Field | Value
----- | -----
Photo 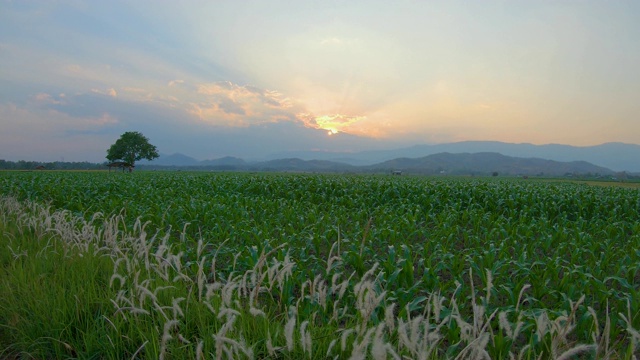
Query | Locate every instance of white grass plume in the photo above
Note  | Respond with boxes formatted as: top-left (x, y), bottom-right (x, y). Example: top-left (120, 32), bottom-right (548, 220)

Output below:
top-left (284, 306), bottom-right (297, 352)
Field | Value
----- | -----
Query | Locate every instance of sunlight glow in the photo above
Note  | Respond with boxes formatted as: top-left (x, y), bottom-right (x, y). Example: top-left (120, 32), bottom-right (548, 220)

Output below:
top-left (312, 114), bottom-right (365, 135)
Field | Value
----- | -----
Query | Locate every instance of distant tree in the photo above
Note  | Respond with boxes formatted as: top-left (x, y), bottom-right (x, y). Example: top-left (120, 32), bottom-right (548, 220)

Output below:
top-left (106, 132), bottom-right (159, 170)
top-left (615, 171), bottom-right (628, 182)
top-left (0, 159), bottom-right (105, 170)
top-left (492, 171), bottom-right (499, 177)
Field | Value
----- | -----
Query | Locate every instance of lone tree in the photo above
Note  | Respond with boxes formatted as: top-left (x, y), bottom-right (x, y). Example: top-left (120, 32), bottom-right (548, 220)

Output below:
top-left (106, 131), bottom-right (159, 170)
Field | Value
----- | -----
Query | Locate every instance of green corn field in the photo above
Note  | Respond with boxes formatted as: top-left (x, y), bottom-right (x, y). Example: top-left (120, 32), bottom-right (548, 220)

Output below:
top-left (1, 171), bottom-right (639, 359)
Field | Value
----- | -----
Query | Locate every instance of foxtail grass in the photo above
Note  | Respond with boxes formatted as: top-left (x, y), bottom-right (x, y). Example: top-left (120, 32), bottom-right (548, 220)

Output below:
top-left (1, 195), bottom-right (639, 359)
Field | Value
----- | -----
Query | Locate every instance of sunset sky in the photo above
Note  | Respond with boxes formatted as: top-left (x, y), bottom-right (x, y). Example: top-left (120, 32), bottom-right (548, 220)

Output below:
top-left (1, 1), bottom-right (639, 162)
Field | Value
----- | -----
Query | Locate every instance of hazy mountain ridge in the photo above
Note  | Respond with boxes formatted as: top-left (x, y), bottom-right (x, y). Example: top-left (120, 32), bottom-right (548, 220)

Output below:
top-left (144, 141), bottom-right (639, 173)
top-left (142, 153), bottom-right (200, 166)
top-left (368, 152), bottom-right (613, 176)
top-left (264, 141), bottom-right (640, 172)
top-left (249, 158), bottom-right (356, 172)
top-left (140, 151), bottom-right (618, 176)
top-left (199, 156), bottom-right (246, 167)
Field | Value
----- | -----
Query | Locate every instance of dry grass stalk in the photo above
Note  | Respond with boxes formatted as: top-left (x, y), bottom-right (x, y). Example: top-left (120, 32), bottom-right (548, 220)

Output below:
top-left (3, 194), bottom-right (640, 360)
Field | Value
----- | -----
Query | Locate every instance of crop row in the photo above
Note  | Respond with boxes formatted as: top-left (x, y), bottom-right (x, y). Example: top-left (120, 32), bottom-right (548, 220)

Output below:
top-left (1, 194), bottom-right (638, 358)
top-left (1, 171), bottom-right (640, 354)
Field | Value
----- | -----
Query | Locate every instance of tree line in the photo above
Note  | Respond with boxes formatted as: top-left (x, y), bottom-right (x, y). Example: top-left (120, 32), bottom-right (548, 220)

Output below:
top-left (1, 131), bottom-right (159, 171)
top-left (0, 160), bottom-right (106, 170)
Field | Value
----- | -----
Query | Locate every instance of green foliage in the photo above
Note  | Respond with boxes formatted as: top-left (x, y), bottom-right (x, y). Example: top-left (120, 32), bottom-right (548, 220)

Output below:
top-left (106, 131), bottom-right (159, 166)
top-left (0, 159), bottom-right (105, 170)
top-left (1, 172), bottom-right (640, 358)
top-left (0, 208), bottom-right (115, 358)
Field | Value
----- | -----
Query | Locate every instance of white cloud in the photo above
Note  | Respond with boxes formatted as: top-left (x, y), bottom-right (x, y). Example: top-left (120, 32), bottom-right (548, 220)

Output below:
top-left (32, 93), bottom-right (62, 104)
top-left (190, 81), bottom-right (301, 126)
top-left (90, 88), bottom-right (118, 97)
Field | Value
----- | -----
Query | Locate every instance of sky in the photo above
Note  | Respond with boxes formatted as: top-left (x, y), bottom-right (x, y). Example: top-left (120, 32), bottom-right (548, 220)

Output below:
top-left (1, 0), bottom-right (640, 162)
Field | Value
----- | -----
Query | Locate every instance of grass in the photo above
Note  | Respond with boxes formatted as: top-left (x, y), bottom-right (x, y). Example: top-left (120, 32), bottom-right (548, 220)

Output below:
top-left (0, 201), bottom-right (114, 358)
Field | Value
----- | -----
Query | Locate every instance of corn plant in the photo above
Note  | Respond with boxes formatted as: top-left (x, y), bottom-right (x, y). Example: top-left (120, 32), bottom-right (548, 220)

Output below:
top-left (1, 171), bottom-right (640, 358)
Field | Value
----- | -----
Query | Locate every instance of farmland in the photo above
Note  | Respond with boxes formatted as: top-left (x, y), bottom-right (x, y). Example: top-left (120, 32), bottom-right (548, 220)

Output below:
top-left (1, 171), bottom-right (640, 359)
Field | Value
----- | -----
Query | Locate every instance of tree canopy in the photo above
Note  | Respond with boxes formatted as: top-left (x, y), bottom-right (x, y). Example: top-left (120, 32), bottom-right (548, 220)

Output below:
top-left (106, 131), bottom-right (159, 166)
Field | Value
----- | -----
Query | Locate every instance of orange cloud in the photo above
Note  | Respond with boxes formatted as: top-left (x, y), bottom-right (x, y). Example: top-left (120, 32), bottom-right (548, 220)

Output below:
top-left (190, 81), bottom-right (297, 126)
top-left (298, 113), bottom-right (367, 134)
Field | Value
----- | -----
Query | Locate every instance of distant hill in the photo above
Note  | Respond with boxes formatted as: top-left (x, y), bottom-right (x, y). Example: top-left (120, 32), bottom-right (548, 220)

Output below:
top-left (247, 158), bottom-right (356, 172)
top-left (140, 153), bottom-right (199, 166)
top-left (136, 151), bottom-right (617, 176)
top-left (368, 152), bottom-right (614, 176)
top-left (143, 141), bottom-right (640, 173)
top-left (140, 154), bottom-right (246, 168)
top-left (200, 156), bottom-right (246, 167)
top-left (265, 141), bottom-right (640, 172)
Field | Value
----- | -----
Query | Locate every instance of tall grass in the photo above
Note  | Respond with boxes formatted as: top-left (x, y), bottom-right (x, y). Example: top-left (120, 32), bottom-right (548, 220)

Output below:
top-left (1, 194), bottom-right (639, 359)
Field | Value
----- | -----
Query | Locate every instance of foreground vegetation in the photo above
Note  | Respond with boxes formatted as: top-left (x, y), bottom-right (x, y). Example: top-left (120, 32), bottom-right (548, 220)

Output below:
top-left (1, 171), bottom-right (639, 358)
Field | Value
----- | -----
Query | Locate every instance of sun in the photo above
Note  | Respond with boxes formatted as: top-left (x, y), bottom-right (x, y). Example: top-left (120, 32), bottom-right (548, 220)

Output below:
top-left (327, 128), bottom-right (339, 136)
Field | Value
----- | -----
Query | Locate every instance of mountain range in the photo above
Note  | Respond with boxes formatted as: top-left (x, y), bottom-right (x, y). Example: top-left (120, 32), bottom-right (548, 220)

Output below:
top-left (138, 140), bottom-right (638, 176)
top-left (264, 141), bottom-right (640, 172)
top-left (366, 152), bottom-right (613, 176)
